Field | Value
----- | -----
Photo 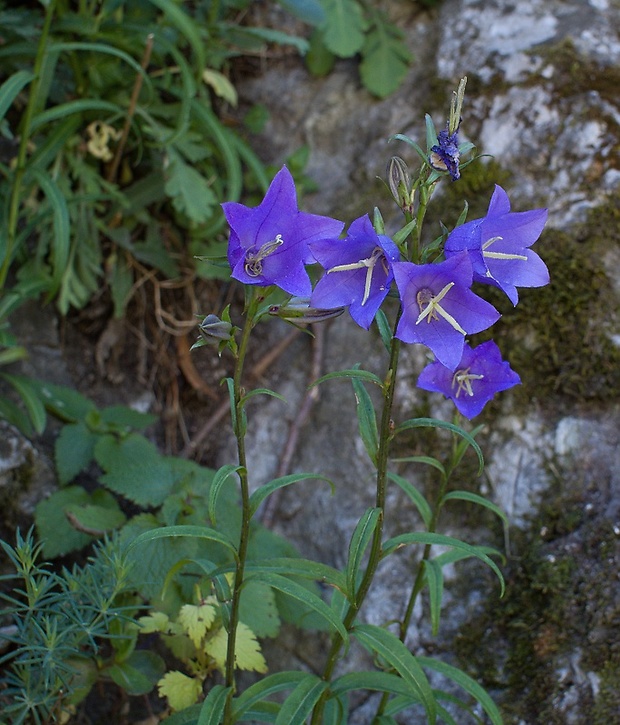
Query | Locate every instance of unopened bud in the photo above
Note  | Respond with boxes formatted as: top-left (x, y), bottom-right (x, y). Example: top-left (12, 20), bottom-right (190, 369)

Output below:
top-left (268, 297), bottom-right (345, 324)
top-left (387, 156), bottom-right (413, 213)
top-left (198, 314), bottom-right (233, 343)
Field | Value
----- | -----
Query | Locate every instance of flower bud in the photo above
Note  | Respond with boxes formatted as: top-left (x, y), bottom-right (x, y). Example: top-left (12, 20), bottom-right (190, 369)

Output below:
top-left (268, 297), bottom-right (345, 324)
top-left (198, 314), bottom-right (233, 343)
top-left (387, 156), bottom-right (413, 213)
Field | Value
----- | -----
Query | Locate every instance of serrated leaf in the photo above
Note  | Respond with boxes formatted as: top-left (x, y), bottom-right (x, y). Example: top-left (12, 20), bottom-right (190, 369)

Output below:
top-left (158, 671), bottom-right (203, 711)
top-left (240, 580), bottom-right (281, 638)
top-left (164, 151), bottom-right (216, 225)
top-left (55, 421), bottom-right (97, 485)
top-left (179, 603), bottom-right (217, 647)
top-left (138, 611), bottom-right (173, 634)
top-left (65, 500), bottom-right (126, 536)
top-left (359, 18), bottom-right (411, 98)
top-left (108, 650), bottom-right (165, 696)
top-left (205, 622), bottom-right (267, 674)
top-left (100, 405), bottom-right (158, 430)
top-left (95, 433), bottom-right (175, 506)
top-left (321, 0), bottom-right (367, 57)
top-left (35, 486), bottom-right (94, 558)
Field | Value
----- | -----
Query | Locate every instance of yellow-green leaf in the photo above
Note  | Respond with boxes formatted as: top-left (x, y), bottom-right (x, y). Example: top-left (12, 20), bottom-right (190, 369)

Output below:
top-left (202, 69), bottom-right (238, 106)
top-left (138, 611), bottom-right (173, 634)
top-left (158, 671), bottom-right (202, 711)
top-left (178, 603), bottom-right (217, 647)
top-left (205, 623), bottom-right (267, 674)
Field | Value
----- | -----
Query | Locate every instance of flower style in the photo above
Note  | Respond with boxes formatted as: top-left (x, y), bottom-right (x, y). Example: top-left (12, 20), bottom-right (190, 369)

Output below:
top-left (444, 185), bottom-right (549, 304)
top-left (222, 166), bottom-right (344, 296)
top-left (393, 253), bottom-right (500, 370)
top-left (430, 128), bottom-right (461, 181)
top-left (309, 215), bottom-right (401, 330)
top-left (417, 340), bottom-right (521, 419)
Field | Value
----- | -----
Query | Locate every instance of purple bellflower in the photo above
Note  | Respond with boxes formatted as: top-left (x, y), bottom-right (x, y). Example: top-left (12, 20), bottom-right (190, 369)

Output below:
top-left (393, 253), bottom-right (500, 370)
top-left (430, 128), bottom-right (461, 181)
top-left (444, 185), bottom-right (549, 305)
top-left (417, 339), bottom-right (521, 419)
top-left (222, 166), bottom-right (344, 297)
top-left (309, 215), bottom-right (401, 330)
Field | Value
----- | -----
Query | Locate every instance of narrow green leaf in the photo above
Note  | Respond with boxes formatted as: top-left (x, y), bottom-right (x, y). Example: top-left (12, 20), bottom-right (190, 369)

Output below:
top-left (1, 373), bottom-right (46, 434)
top-left (0, 70), bottom-right (34, 122)
top-left (30, 99), bottom-right (123, 130)
top-left (382, 532), bottom-right (505, 596)
top-left (240, 387), bottom-right (287, 405)
top-left (242, 558), bottom-right (346, 595)
top-left (245, 572), bottom-right (349, 645)
top-left (390, 455), bottom-right (446, 479)
top-left (346, 507), bottom-right (380, 602)
top-left (374, 308), bottom-right (392, 354)
top-left (232, 671), bottom-right (307, 720)
top-left (392, 218), bottom-right (417, 247)
top-left (425, 113), bottom-right (438, 152)
top-left (311, 368), bottom-right (383, 387)
top-left (127, 524), bottom-right (238, 561)
top-left (387, 472), bottom-right (432, 528)
top-left (418, 656), bottom-right (504, 725)
top-left (149, 0), bottom-right (206, 69)
top-left (275, 674), bottom-right (328, 725)
top-left (331, 671), bottom-right (415, 699)
top-left (393, 417), bottom-right (484, 475)
top-left (197, 684), bottom-right (232, 725)
top-left (249, 473), bottom-right (334, 518)
top-left (27, 168), bottom-right (70, 294)
top-left (352, 377), bottom-right (379, 466)
top-left (423, 559), bottom-right (443, 636)
top-left (0, 346), bottom-right (27, 366)
top-left (388, 133), bottom-right (428, 165)
top-left (353, 624), bottom-right (436, 723)
top-left (443, 490), bottom-right (509, 526)
top-left (209, 464), bottom-right (243, 525)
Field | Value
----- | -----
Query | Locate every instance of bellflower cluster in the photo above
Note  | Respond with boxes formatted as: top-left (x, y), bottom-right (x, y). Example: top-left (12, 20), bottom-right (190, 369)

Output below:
top-left (219, 161), bottom-right (549, 418)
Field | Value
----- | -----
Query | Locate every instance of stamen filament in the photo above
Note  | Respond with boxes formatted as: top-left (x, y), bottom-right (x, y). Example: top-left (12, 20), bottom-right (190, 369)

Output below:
top-left (453, 369), bottom-right (484, 397)
top-left (416, 282), bottom-right (465, 333)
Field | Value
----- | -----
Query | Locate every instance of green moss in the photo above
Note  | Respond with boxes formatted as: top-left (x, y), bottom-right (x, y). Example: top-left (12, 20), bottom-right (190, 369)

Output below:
top-left (591, 661), bottom-right (620, 724)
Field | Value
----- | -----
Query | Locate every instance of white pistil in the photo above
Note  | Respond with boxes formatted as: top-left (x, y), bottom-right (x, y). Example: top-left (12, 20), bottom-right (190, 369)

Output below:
top-left (328, 247), bottom-right (384, 305)
top-left (415, 282), bottom-right (467, 334)
top-left (482, 236), bottom-right (528, 262)
top-left (244, 234), bottom-right (284, 277)
top-left (452, 368), bottom-right (484, 397)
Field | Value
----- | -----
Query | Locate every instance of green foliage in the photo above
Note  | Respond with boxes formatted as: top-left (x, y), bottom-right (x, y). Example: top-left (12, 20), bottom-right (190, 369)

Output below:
top-left (0, 530), bottom-right (152, 724)
top-left (308, 1), bottom-right (413, 98)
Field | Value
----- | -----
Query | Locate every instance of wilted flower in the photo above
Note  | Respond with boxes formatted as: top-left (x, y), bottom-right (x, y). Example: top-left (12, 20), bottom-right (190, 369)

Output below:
top-left (444, 185), bottom-right (548, 304)
top-left (222, 166), bottom-right (344, 296)
top-left (417, 339), bottom-right (521, 418)
top-left (268, 297), bottom-right (345, 324)
top-left (198, 314), bottom-right (233, 343)
top-left (393, 253), bottom-right (500, 370)
top-left (430, 128), bottom-right (461, 181)
top-left (310, 215), bottom-right (401, 330)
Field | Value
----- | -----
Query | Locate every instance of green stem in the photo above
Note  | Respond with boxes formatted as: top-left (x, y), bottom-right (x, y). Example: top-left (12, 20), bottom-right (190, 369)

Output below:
top-left (0, 0), bottom-right (57, 293)
top-left (223, 291), bottom-right (260, 723)
top-left (311, 317), bottom-right (402, 724)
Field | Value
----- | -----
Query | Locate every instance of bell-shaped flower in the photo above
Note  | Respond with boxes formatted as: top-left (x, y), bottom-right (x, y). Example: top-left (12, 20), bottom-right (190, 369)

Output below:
top-left (309, 215), bottom-right (401, 330)
top-left (444, 185), bottom-right (548, 304)
top-left (393, 253), bottom-right (500, 370)
top-left (222, 166), bottom-right (344, 297)
top-left (417, 339), bottom-right (521, 419)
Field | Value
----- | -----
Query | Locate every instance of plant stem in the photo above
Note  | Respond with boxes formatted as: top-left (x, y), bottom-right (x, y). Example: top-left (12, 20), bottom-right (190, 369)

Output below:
top-left (0, 0), bottom-right (57, 293)
top-left (311, 317), bottom-right (402, 724)
top-left (223, 291), bottom-right (260, 723)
